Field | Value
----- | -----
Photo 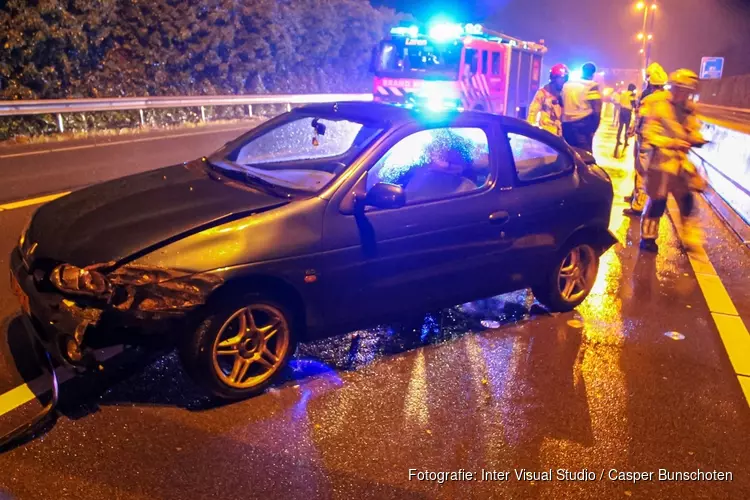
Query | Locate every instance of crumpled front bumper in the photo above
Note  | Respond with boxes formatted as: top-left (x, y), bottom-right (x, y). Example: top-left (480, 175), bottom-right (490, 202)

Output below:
top-left (10, 248), bottom-right (91, 365)
top-left (9, 248), bottom-right (221, 367)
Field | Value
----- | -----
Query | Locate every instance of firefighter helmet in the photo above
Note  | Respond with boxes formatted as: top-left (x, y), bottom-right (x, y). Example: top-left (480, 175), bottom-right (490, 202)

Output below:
top-left (669, 69), bottom-right (699, 91)
top-left (550, 63), bottom-right (569, 81)
top-left (647, 66), bottom-right (668, 86)
top-left (645, 62), bottom-right (664, 78)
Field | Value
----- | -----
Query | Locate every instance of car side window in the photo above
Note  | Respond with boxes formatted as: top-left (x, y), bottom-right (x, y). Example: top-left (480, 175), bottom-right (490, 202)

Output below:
top-left (367, 127), bottom-right (490, 205)
top-left (507, 132), bottom-right (573, 182)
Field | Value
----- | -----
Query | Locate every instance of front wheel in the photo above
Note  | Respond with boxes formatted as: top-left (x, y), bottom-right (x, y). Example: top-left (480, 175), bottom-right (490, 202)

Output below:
top-left (179, 295), bottom-right (297, 400)
top-left (532, 243), bottom-right (599, 312)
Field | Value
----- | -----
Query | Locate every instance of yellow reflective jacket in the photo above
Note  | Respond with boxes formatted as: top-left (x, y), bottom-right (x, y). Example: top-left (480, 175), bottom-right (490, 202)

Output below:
top-left (528, 85), bottom-right (563, 136)
top-left (641, 92), bottom-right (705, 175)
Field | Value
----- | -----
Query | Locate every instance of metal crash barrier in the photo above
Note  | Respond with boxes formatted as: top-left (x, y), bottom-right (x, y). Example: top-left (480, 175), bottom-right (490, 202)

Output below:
top-left (693, 105), bottom-right (750, 246)
top-left (0, 93), bottom-right (373, 132)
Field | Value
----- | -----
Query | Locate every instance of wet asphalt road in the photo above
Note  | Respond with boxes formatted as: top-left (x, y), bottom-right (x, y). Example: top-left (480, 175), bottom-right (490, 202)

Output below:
top-left (0, 120), bottom-right (748, 499)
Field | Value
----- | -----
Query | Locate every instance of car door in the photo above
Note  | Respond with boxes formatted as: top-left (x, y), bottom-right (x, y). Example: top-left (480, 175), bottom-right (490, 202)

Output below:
top-left (492, 125), bottom-right (581, 283)
top-left (316, 118), bottom-right (514, 328)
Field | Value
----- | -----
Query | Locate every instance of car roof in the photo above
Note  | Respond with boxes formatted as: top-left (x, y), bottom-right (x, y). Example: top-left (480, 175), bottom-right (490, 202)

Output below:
top-left (293, 101), bottom-right (539, 132)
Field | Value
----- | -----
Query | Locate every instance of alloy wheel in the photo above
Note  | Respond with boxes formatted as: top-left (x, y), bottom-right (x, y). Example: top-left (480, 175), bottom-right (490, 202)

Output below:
top-left (557, 244), bottom-right (597, 303)
top-left (211, 304), bottom-right (290, 389)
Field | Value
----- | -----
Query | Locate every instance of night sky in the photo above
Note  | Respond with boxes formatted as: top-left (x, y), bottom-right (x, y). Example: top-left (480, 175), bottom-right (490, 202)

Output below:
top-left (372, 0), bottom-right (750, 77)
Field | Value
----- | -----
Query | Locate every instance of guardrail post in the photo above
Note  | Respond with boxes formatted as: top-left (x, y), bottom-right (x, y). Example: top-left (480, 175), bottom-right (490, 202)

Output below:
top-left (139, 109), bottom-right (145, 127)
top-left (286, 103), bottom-right (292, 112)
top-left (247, 105), bottom-right (253, 117)
top-left (200, 106), bottom-right (206, 122)
top-left (56, 113), bottom-right (64, 133)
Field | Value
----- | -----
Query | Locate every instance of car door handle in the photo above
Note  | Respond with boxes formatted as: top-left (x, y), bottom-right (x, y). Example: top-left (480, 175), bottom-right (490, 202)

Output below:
top-left (489, 210), bottom-right (510, 225)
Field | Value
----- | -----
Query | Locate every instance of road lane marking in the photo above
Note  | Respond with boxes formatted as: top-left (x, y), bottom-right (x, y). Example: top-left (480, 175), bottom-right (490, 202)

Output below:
top-left (0, 191), bottom-right (70, 211)
top-left (694, 274), bottom-right (740, 316)
top-left (739, 377), bottom-right (750, 405)
top-left (0, 125), bottom-right (251, 159)
top-left (0, 346), bottom-right (123, 419)
top-left (711, 313), bottom-right (750, 377)
top-left (666, 196), bottom-right (750, 406)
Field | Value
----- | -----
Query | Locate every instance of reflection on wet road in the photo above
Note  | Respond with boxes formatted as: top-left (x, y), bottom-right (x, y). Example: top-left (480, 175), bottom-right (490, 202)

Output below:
top-left (0, 123), bottom-right (748, 499)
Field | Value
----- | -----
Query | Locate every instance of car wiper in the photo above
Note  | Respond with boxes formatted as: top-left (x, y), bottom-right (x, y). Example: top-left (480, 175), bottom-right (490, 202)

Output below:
top-left (206, 160), bottom-right (289, 198)
top-left (242, 171), bottom-right (291, 198)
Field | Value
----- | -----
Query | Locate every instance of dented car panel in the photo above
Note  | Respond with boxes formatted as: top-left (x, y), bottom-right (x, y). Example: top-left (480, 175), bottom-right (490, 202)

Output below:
top-left (129, 197), bottom-right (327, 273)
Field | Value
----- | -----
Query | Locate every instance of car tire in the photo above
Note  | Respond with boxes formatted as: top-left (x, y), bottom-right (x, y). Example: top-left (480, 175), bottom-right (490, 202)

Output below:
top-left (532, 242), bottom-right (600, 313)
top-left (178, 293), bottom-right (298, 400)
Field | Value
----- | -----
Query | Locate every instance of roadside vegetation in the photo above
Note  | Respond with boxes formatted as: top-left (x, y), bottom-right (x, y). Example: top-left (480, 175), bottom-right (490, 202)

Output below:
top-left (0, 0), bottom-right (400, 142)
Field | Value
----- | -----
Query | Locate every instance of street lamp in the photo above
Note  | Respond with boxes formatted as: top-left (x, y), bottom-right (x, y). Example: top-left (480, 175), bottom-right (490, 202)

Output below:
top-left (635, 1), bottom-right (657, 81)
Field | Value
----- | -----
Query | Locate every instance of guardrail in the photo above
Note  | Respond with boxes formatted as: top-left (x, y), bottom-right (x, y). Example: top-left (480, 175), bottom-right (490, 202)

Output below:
top-left (0, 93), bottom-right (373, 132)
top-left (697, 103), bottom-right (750, 133)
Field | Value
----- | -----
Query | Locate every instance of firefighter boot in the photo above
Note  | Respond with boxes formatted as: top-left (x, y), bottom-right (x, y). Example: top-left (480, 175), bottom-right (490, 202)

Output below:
top-left (639, 198), bottom-right (664, 252)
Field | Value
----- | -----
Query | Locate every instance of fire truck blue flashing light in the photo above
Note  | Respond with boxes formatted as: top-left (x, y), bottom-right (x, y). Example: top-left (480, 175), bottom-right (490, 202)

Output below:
top-left (390, 25), bottom-right (419, 38)
top-left (428, 22), bottom-right (463, 41)
top-left (391, 22), bottom-right (486, 42)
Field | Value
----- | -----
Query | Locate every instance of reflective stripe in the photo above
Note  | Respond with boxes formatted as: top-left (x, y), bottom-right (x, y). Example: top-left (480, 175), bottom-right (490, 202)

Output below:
top-left (377, 86), bottom-right (389, 96)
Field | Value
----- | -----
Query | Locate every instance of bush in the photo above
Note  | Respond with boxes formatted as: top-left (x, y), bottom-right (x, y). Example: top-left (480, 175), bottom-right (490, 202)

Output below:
top-left (0, 0), bottom-right (401, 140)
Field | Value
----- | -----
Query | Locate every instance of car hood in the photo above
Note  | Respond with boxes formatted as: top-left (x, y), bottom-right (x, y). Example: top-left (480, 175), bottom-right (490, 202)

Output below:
top-left (25, 161), bottom-right (289, 267)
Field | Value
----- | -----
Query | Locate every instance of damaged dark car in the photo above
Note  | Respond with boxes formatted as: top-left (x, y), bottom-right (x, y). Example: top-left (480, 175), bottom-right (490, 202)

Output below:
top-left (10, 101), bottom-right (616, 400)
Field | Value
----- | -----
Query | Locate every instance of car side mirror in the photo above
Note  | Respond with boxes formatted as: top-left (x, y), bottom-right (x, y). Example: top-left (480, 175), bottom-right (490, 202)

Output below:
top-left (363, 182), bottom-right (406, 210)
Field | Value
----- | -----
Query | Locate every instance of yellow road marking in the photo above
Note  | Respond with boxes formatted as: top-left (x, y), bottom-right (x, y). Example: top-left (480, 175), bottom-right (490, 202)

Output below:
top-left (739, 377), bottom-right (750, 405)
top-left (0, 346), bottom-right (123, 418)
top-left (694, 274), bottom-right (740, 316)
top-left (665, 196), bottom-right (750, 406)
top-left (0, 191), bottom-right (70, 211)
top-left (712, 314), bottom-right (750, 377)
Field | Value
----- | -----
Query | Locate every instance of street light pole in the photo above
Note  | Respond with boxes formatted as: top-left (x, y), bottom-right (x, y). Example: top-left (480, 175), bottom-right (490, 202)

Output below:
top-left (644, 6), bottom-right (656, 71)
top-left (640, 6), bottom-right (649, 72)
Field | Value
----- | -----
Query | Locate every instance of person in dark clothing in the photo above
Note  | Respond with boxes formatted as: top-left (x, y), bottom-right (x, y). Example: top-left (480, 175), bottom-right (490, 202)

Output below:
top-left (561, 62), bottom-right (602, 153)
top-left (614, 83), bottom-right (638, 156)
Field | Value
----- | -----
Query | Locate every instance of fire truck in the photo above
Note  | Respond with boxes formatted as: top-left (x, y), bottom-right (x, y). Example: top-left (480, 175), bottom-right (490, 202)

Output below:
top-left (370, 22), bottom-right (547, 117)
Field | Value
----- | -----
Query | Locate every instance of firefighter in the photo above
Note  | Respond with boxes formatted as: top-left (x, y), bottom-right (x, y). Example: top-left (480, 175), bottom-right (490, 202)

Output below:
top-left (611, 89), bottom-right (621, 126)
top-left (562, 62), bottom-right (602, 153)
top-left (639, 69), bottom-right (707, 253)
top-left (623, 63), bottom-right (668, 216)
top-left (614, 83), bottom-right (637, 156)
top-left (527, 63), bottom-right (569, 136)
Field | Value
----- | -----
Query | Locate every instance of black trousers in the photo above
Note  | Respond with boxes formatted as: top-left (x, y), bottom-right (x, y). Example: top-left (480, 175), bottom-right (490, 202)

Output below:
top-left (562, 114), bottom-right (598, 153)
top-left (617, 109), bottom-right (632, 145)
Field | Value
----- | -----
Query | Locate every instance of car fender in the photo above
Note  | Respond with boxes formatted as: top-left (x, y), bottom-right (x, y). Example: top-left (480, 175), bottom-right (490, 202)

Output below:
top-left (564, 224), bottom-right (619, 255)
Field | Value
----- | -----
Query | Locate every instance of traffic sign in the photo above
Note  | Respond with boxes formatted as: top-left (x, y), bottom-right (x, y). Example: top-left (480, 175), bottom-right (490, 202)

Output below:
top-left (700, 57), bottom-right (724, 80)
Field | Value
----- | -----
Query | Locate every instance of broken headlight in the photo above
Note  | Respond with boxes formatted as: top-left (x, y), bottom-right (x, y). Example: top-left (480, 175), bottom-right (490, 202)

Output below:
top-left (50, 264), bottom-right (112, 297)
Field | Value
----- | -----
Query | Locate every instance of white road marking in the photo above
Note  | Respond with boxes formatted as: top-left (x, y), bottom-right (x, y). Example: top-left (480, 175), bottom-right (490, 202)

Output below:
top-left (0, 346), bottom-right (124, 418)
top-left (0, 191), bottom-right (71, 212)
top-left (0, 125), bottom-right (250, 159)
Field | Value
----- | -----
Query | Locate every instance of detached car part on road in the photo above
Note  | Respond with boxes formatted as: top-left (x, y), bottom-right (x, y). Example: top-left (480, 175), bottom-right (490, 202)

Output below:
top-left (10, 102), bottom-right (616, 400)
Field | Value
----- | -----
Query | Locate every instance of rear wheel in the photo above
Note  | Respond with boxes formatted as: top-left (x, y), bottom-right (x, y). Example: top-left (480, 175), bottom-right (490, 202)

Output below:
top-left (532, 243), bottom-right (599, 312)
top-left (179, 294), bottom-right (297, 400)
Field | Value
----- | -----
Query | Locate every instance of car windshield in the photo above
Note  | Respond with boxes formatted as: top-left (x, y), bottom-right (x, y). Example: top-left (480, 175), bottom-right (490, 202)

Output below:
top-left (373, 39), bottom-right (462, 78)
top-left (222, 114), bottom-right (384, 193)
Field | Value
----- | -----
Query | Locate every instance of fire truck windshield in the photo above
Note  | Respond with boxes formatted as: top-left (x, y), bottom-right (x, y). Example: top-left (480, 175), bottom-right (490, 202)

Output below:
top-left (373, 38), bottom-right (462, 79)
